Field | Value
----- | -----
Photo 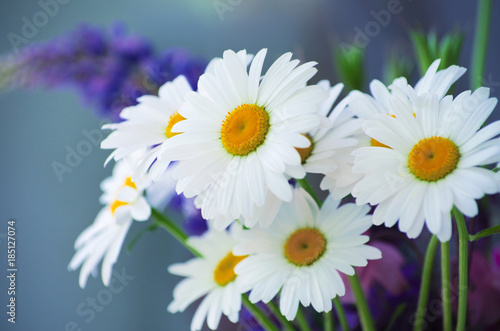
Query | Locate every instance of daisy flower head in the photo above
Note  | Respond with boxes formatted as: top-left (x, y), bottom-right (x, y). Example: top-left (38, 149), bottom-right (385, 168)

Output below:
top-left (323, 60), bottom-right (467, 200)
top-left (168, 224), bottom-right (245, 331)
top-left (68, 157), bottom-right (151, 288)
top-left (101, 75), bottom-right (193, 180)
top-left (161, 48), bottom-right (328, 230)
top-left (296, 80), bottom-right (366, 199)
top-left (233, 188), bottom-right (381, 321)
top-left (351, 75), bottom-right (500, 241)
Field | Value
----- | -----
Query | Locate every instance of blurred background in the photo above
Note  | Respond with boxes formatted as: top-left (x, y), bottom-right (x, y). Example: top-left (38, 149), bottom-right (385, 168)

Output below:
top-left (0, 0), bottom-right (499, 330)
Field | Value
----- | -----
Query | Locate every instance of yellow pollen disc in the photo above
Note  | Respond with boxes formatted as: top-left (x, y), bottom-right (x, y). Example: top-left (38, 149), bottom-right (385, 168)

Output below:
top-left (165, 111), bottom-right (186, 138)
top-left (110, 200), bottom-right (128, 216)
top-left (220, 104), bottom-right (269, 156)
top-left (408, 136), bottom-right (459, 182)
top-left (295, 134), bottom-right (314, 164)
top-left (284, 228), bottom-right (326, 266)
top-left (370, 138), bottom-right (391, 149)
top-left (213, 252), bottom-right (246, 286)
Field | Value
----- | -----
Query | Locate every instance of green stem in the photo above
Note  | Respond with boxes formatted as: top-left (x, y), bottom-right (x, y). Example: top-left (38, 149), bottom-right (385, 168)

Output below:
top-left (324, 311), bottom-right (334, 331)
top-left (242, 295), bottom-right (280, 331)
top-left (348, 274), bottom-right (375, 331)
top-left (266, 300), bottom-right (296, 331)
top-left (333, 298), bottom-right (350, 331)
top-left (296, 307), bottom-right (312, 331)
top-left (413, 235), bottom-right (439, 331)
top-left (453, 207), bottom-right (468, 331)
top-left (470, 0), bottom-right (492, 89)
top-left (297, 178), bottom-right (323, 207)
top-left (441, 241), bottom-right (452, 331)
top-left (151, 207), bottom-right (202, 257)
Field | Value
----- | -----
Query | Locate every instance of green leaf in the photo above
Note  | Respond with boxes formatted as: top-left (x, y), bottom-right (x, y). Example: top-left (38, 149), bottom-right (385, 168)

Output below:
top-left (410, 30), bottom-right (464, 75)
top-left (383, 55), bottom-right (414, 86)
top-left (469, 224), bottom-right (500, 241)
top-left (333, 45), bottom-right (365, 91)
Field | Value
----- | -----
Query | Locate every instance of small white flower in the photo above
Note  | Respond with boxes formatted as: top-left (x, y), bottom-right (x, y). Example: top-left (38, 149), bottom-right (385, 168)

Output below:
top-left (101, 75), bottom-right (193, 180)
top-left (68, 157), bottom-right (151, 288)
top-left (286, 81), bottom-right (356, 178)
top-left (161, 49), bottom-right (327, 230)
top-left (233, 188), bottom-right (381, 320)
top-left (168, 225), bottom-right (245, 331)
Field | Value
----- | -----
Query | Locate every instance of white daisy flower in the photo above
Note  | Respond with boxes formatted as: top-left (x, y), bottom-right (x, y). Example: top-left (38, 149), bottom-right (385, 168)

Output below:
top-left (233, 188), bottom-right (381, 321)
top-left (351, 82), bottom-right (500, 242)
top-left (168, 225), bottom-right (245, 331)
top-left (160, 48), bottom-right (327, 230)
top-left (68, 158), bottom-right (151, 288)
top-left (293, 80), bottom-right (365, 199)
top-left (101, 75), bottom-right (193, 180)
top-left (321, 60), bottom-right (467, 200)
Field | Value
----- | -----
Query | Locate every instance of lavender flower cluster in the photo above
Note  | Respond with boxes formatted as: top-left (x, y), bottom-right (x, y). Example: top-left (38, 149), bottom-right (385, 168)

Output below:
top-left (0, 23), bottom-right (206, 121)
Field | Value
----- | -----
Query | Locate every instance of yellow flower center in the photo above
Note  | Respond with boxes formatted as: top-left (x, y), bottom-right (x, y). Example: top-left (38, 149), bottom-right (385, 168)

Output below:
top-left (213, 252), bottom-right (246, 286)
top-left (295, 134), bottom-right (314, 164)
top-left (408, 136), bottom-right (460, 182)
top-left (284, 228), bottom-right (326, 266)
top-left (220, 104), bottom-right (270, 156)
top-left (165, 111), bottom-right (186, 138)
top-left (110, 177), bottom-right (137, 216)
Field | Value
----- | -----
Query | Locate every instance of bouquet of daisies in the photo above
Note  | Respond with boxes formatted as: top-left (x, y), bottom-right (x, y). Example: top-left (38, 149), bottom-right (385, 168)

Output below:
top-left (3, 3), bottom-right (500, 329)
top-left (70, 47), bottom-right (500, 331)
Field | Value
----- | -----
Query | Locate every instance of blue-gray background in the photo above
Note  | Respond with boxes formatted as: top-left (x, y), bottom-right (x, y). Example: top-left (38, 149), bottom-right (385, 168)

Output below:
top-left (0, 0), bottom-right (499, 330)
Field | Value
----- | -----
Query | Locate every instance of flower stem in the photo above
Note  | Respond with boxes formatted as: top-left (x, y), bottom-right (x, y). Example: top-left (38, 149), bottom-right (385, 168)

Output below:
top-left (470, 0), bottom-right (492, 89)
top-left (266, 300), bottom-right (296, 331)
top-left (297, 178), bottom-right (323, 207)
top-left (333, 298), bottom-right (350, 331)
top-left (441, 241), bottom-right (452, 331)
top-left (453, 207), bottom-right (468, 331)
top-left (242, 295), bottom-right (280, 331)
top-left (151, 207), bottom-right (202, 257)
top-left (324, 311), bottom-right (334, 331)
top-left (348, 274), bottom-right (375, 331)
top-left (296, 307), bottom-right (312, 331)
top-left (413, 235), bottom-right (439, 331)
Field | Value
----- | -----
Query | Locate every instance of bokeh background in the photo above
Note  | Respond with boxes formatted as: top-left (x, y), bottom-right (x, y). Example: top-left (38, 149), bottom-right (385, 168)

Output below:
top-left (0, 0), bottom-right (499, 330)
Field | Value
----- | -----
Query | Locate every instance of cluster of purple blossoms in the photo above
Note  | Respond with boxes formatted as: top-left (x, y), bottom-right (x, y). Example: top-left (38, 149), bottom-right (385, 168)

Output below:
top-left (0, 23), bottom-right (206, 121)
